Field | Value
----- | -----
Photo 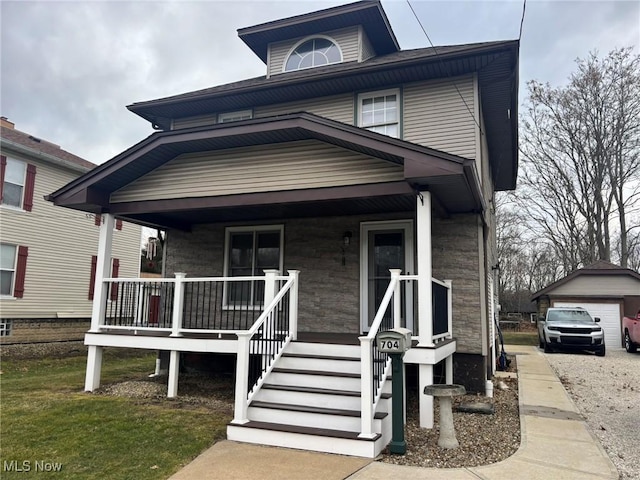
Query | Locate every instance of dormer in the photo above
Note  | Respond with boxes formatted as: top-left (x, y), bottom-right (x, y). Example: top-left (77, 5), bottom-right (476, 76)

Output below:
top-left (238, 0), bottom-right (399, 78)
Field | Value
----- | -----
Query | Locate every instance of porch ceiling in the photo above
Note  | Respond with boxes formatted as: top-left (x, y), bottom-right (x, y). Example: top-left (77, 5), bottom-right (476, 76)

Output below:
top-left (47, 113), bottom-right (483, 230)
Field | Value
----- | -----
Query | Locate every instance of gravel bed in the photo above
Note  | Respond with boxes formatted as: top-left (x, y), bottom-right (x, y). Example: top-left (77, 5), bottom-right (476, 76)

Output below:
top-left (545, 348), bottom-right (640, 480)
top-left (380, 373), bottom-right (520, 468)
top-left (0, 341), bottom-right (87, 359)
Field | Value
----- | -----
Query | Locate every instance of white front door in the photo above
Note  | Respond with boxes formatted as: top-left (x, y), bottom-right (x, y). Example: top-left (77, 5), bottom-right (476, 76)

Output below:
top-left (360, 220), bottom-right (414, 333)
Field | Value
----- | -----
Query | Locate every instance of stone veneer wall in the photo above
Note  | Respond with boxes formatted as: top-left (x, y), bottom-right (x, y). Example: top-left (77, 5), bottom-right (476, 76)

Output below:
top-left (165, 213), bottom-right (408, 334)
top-left (0, 318), bottom-right (90, 344)
top-left (431, 214), bottom-right (482, 355)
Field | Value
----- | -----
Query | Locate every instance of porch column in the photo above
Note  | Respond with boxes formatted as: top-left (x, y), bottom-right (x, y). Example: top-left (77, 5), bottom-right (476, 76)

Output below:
top-left (84, 213), bottom-right (114, 392)
top-left (84, 345), bottom-right (103, 392)
top-left (167, 350), bottom-right (180, 398)
top-left (419, 364), bottom-right (434, 428)
top-left (416, 192), bottom-right (434, 346)
top-left (288, 270), bottom-right (300, 341)
top-left (89, 213), bottom-right (115, 332)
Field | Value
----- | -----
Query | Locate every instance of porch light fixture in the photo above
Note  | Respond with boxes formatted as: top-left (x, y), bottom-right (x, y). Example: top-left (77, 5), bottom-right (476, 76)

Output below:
top-left (343, 231), bottom-right (353, 246)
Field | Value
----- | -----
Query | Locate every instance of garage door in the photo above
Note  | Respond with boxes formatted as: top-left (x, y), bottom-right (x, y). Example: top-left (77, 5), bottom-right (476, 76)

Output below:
top-left (553, 302), bottom-right (622, 347)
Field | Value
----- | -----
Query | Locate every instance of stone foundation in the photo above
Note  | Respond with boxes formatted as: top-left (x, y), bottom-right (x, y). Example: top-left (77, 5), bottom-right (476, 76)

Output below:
top-left (0, 318), bottom-right (90, 344)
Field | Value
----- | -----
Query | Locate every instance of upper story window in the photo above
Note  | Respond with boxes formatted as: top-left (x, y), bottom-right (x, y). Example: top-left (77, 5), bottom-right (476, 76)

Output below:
top-left (0, 155), bottom-right (36, 211)
top-left (218, 110), bottom-right (253, 124)
top-left (284, 37), bottom-right (342, 72)
top-left (2, 157), bottom-right (26, 207)
top-left (358, 89), bottom-right (400, 138)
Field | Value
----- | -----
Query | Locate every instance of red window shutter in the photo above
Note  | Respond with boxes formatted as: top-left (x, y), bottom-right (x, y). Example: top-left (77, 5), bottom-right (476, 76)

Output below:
top-left (115, 219), bottom-right (123, 231)
top-left (14, 246), bottom-right (28, 298)
top-left (23, 164), bottom-right (36, 211)
top-left (89, 255), bottom-right (97, 300)
top-left (94, 214), bottom-right (101, 226)
top-left (110, 258), bottom-right (120, 301)
top-left (0, 155), bottom-right (6, 202)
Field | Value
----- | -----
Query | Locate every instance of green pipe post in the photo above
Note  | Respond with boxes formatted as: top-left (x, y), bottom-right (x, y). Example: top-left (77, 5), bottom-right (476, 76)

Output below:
top-left (388, 353), bottom-right (406, 454)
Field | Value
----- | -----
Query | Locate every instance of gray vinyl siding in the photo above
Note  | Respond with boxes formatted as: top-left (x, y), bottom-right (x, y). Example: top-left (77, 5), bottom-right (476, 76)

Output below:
top-left (403, 77), bottom-right (477, 159)
top-left (549, 276), bottom-right (640, 296)
top-left (111, 140), bottom-right (403, 203)
top-left (360, 28), bottom-right (375, 61)
top-left (268, 26), bottom-right (360, 77)
top-left (0, 152), bottom-right (141, 319)
top-left (254, 93), bottom-right (354, 124)
top-left (172, 114), bottom-right (218, 130)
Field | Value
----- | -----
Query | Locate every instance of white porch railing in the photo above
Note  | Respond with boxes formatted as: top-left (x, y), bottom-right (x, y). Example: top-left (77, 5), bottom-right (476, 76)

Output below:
top-left (359, 270), bottom-right (452, 438)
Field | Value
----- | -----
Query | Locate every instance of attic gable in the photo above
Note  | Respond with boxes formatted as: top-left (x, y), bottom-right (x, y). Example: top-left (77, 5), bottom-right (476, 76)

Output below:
top-left (238, 0), bottom-right (398, 67)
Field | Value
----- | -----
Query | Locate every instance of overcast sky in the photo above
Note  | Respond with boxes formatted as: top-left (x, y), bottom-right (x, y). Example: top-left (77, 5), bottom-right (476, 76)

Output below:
top-left (1, 0), bottom-right (639, 165)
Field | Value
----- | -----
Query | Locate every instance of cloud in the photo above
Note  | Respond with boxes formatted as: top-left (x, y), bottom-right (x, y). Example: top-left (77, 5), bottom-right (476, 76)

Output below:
top-left (1, 0), bottom-right (638, 165)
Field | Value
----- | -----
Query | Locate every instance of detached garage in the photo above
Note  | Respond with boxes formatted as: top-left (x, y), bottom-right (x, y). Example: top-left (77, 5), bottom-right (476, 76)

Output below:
top-left (532, 261), bottom-right (640, 348)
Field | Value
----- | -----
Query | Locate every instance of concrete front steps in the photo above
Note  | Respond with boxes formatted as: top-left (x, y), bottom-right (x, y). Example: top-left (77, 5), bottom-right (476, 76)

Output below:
top-left (226, 341), bottom-right (392, 458)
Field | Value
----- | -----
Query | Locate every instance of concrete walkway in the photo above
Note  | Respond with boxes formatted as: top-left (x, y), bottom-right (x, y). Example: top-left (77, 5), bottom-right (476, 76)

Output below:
top-left (169, 345), bottom-right (619, 480)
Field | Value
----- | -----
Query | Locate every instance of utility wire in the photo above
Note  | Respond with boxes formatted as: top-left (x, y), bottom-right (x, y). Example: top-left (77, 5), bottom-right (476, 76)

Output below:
top-left (519, 0), bottom-right (527, 41)
top-left (405, 0), bottom-right (483, 134)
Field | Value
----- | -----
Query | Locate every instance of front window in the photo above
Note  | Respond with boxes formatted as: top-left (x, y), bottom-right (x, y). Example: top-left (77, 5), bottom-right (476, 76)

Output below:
top-left (2, 158), bottom-right (26, 207)
top-left (358, 90), bottom-right (400, 138)
top-left (547, 309), bottom-right (594, 323)
top-left (284, 37), bottom-right (342, 72)
top-left (225, 226), bottom-right (284, 306)
top-left (0, 243), bottom-right (17, 296)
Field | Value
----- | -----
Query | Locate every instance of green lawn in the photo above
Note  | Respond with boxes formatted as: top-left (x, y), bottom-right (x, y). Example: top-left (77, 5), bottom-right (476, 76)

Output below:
top-left (502, 331), bottom-right (538, 346)
top-left (0, 350), bottom-right (230, 479)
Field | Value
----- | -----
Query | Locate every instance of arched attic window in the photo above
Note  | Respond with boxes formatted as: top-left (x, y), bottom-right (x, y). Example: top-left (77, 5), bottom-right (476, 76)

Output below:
top-left (284, 36), bottom-right (342, 72)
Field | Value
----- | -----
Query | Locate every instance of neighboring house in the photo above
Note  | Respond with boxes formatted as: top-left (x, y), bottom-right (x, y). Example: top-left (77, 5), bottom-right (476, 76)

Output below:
top-left (46, 1), bottom-right (519, 457)
top-left (0, 117), bottom-right (141, 343)
top-left (532, 260), bottom-right (640, 348)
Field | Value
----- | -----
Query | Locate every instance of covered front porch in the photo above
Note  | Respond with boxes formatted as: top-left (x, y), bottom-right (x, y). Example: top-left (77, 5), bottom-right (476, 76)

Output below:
top-left (47, 113), bottom-right (488, 456)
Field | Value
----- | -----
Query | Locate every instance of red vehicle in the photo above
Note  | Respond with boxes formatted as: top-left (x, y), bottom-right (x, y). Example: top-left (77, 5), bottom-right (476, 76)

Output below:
top-left (623, 311), bottom-right (640, 353)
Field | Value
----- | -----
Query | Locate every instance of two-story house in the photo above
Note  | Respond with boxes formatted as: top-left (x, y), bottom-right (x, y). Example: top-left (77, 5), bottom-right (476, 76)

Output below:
top-left (0, 117), bottom-right (141, 343)
top-left (47, 1), bottom-right (518, 457)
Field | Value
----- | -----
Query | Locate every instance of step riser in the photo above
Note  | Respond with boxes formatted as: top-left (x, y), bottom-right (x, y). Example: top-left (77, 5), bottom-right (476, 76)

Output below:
top-left (268, 371), bottom-right (361, 391)
top-left (247, 406), bottom-right (382, 432)
top-left (278, 356), bottom-right (362, 374)
top-left (287, 342), bottom-right (360, 358)
top-left (254, 388), bottom-right (392, 412)
top-left (255, 389), bottom-right (360, 410)
top-left (227, 425), bottom-right (384, 458)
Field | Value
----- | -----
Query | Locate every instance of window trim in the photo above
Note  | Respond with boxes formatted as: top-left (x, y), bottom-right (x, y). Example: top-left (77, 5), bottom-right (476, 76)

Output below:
top-left (217, 109), bottom-right (253, 124)
top-left (0, 243), bottom-right (17, 298)
top-left (222, 224), bottom-right (284, 308)
top-left (0, 243), bottom-right (27, 298)
top-left (282, 35), bottom-right (343, 73)
top-left (357, 88), bottom-right (402, 139)
top-left (1, 156), bottom-right (26, 209)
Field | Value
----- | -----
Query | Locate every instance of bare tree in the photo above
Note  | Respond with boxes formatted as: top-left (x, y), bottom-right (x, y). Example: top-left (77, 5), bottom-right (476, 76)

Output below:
top-left (517, 48), bottom-right (640, 270)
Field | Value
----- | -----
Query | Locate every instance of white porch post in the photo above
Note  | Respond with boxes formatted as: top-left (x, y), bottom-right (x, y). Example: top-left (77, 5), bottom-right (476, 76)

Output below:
top-left (391, 269), bottom-right (402, 329)
top-left (233, 332), bottom-right (252, 424)
top-left (170, 273), bottom-right (186, 337)
top-left (89, 213), bottom-right (115, 333)
top-left (84, 213), bottom-right (114, 392)
top-left (167, 350), bottom-right (180, 398)
top-left (287, 270), bottom-right (300, 340)
top-left (445, 355), bottom-right (454, 384)
top-left (416, 192), bottom-right (434, 346)
top-left (419, 364), bottom-right (434, 428)
top-left (84, 345), bottom-right (103, 392)
top-left (263, 269), bottom-right (279, 306)
top-left (358, 336), bottom-right (375, 438)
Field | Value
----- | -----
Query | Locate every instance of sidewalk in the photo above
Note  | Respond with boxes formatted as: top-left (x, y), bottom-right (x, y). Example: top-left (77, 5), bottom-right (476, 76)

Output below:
top-left (169, 345), bottom-right (619, 480)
